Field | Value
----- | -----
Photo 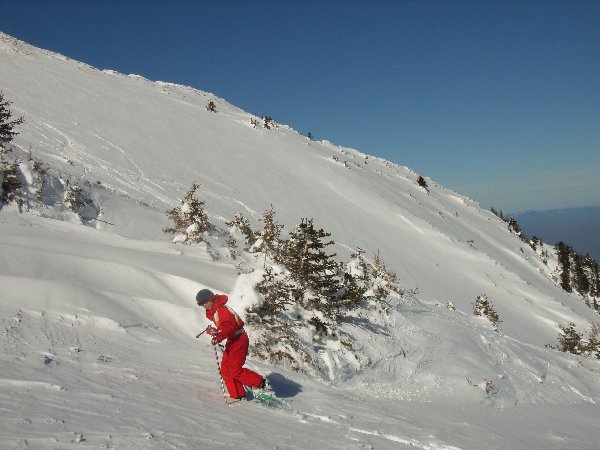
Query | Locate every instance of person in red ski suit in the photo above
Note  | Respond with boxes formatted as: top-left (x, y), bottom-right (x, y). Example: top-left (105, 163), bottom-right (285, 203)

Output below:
top-left (196, 289), bottom-right (266, 400)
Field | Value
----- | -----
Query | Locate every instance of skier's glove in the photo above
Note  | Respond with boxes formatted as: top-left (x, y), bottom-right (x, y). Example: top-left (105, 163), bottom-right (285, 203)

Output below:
top-left (205, 326), bottom-right (218, 336)
top-left (211, 334), bottom-right (225, 346)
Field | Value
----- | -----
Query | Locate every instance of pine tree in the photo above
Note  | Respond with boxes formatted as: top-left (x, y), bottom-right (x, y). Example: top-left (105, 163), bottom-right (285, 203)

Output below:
top-left (206, 100), bottom-right (217, 112)
top-left (225, 211), bottom-right (256, 248)
top-left (558, 323), bottom-right (583, 355)
top-left (346, 248), bottom-right (370, 288)
top-left (507, 218), bottom-right (524, 239)
top-left (263, 116), bottom-right (273, 130)
top-left (556, 242), bottom-right (572, 293)
top-left (336, 270), bottom-right (367, 309)
top-left (572, 254), bottom-right (590, 296)
top-left (585, 323), bottom-right (600, 359)
top-left (257, 206), bottom-right (284, 260)
top-left (590, 260), bottom-right (600, 302)
top-left (248, 266), bottom-right (295, 322)
top-left (246, 266), bottom-right (313, 371)
top-left (163, 181), bottom-right (210, 244)
top-left (0, 157), bottom-right (22, 207)
top-left (371, 251), bottom-right (402, 300)
top-left (0, 92), bottom-right (24, 152)
top-left (417, 175), bottom-right (429, 191)
top-left (0, 92), bottom-right (24, 208)
top-left (65, 183), bottom-right (92, 210)
top-left (474, 294), bottom-right (501, 327)
top-left (283, 218), bottom-right (341, 313)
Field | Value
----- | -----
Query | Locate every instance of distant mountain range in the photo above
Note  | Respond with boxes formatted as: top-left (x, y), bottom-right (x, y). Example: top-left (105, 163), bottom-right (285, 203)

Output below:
top-left (514, 206), bottom-right (600, 261)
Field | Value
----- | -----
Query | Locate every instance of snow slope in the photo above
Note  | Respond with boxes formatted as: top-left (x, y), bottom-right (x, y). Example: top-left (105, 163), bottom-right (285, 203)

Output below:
top-left (1, 32), bottom-right (600, 449)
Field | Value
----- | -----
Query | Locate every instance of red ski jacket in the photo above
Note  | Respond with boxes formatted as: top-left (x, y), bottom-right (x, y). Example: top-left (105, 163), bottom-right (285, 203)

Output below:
top-left (205, 295), bottom-right (245, 346)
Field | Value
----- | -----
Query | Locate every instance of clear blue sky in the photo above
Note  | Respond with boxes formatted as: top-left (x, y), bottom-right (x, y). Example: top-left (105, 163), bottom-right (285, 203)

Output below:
top-left (2, 0), bottom-right (599, 212)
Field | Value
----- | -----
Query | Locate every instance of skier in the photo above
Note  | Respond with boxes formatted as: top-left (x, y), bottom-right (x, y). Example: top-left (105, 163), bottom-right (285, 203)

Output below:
top-left (196, 289), bottom-right (267, 401)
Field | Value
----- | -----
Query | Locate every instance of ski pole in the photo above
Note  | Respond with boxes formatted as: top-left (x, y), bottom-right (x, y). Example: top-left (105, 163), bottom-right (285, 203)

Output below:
top-left (212, 343), bottom-right (228, 405)
top-left (195, 329), bottom-right (207, 338)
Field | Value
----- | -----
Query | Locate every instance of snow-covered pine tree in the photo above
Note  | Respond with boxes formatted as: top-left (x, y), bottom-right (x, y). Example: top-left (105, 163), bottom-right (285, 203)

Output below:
top-left (371, 251), bottom-right (403, 301)
top-left (0, 91), bottom-right (24, 152)
top-left (556, 242), bottom-right (572, 293)
top-left (585, 323), bottom-right (600, 359)
top-left (282, 218), bottom-right (341, 316)
top-left (255, 206), bottom-right (284, 261)
top-left (225, 211), bottom-right (256, 249)
top-left (64, 182), bottom-right (92, 213)
top-left (558, 323), bottom-right (584, 355)
top-left (246, 266), bottom-right (314, 371)
top-left (507, 218), bottom-right (523, 240)
top-left (0, 92), bottom-right (24, 209)
top-left (473, 294), bottom-right (501, 327)
top-left (572, 254), bottom-right (590, 297)
top-left (590, 260), bottom-right (600, 307)
top-left (163, 181), bottom-right (210, 244)
top-left (332, 248), bottom-right (372, 310)
top-left (29, 152), bottom-right (49, 201)
top-left (0, 157), bottom-right (22, 208)
top-left (263, 116), bottom-right (273, 130)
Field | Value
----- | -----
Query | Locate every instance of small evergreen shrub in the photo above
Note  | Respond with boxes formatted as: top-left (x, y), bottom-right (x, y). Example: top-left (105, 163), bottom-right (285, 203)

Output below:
top-left (0, 91), bottom-right (24, 151)
top-left (225, 211), bottom-right (256, 249)
top-left (163, 181), bottom-right (210, 244)
top-left (556, 322), bottom-right (600, 358)
top-left (473, 294), bottom-right (501, 327)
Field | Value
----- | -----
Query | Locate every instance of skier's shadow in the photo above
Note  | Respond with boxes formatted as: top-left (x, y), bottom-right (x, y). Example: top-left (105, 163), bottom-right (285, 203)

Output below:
top-left (266, 372), bottom-right (302, 398)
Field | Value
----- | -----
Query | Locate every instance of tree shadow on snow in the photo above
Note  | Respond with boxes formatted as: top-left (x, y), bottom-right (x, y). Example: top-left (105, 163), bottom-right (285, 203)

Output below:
top-left (266, 372), bottom-right (302, 398)
top-left (340, 316), bottom-right (391, 336)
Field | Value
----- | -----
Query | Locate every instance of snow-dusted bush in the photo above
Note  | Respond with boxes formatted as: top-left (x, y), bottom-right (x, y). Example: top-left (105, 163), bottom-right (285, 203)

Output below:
top-left (473, 294), bottom-right (501, 327)
top-left (370, 250), bottom-right (403, 301)
top-left (225, 211), bottom-right (256, 250)
top-left (163, 181), bottom-right (210, 244)
top-left (558, 323), bottom-right (584, 355)
top-left (206, 100), bottom-right (216, 112)
top-left (262, 116), bottom-right (273, 130)
top-left (417, 175), bottom-right (429, 191)
top-left (253, 206), bottom-right (284, 261)
top-left (65, 183), bottom-right (92, 210)
top-left (29, 152), bottom-right (49, 201)
top-left (557, 322), bottom-right (600, 358)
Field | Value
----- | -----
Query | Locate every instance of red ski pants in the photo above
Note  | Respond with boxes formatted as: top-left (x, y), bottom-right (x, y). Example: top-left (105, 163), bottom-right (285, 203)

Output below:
top-left (220, 332), bottom-right (263, 399)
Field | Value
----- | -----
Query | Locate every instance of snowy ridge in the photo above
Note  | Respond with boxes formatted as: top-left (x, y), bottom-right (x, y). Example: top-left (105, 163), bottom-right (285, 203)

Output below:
top-left (1, 32), bottom-right (600, 449)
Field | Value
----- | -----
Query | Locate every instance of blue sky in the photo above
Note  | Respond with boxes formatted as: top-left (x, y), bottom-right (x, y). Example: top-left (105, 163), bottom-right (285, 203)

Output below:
top-left (1, 0), bottom-right (599, 212)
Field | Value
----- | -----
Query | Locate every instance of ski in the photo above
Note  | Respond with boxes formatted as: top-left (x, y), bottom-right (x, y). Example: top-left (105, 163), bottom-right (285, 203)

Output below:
top-left (245, 388), bottom-right (287, 408)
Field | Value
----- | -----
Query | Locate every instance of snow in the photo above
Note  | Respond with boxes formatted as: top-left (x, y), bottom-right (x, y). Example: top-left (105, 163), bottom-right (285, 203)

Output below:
top-left (1, 32), bottom-right (600, 448)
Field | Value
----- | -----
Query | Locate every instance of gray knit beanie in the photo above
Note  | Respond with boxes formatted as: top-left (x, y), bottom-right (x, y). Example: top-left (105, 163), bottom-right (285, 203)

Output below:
top-left (196, 289), bottom-right (215, 305)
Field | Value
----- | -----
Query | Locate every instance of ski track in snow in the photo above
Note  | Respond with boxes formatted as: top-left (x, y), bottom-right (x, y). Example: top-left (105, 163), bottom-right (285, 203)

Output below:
top-left (302, 412), bottom-right (461, 449)
top-left (0, 379), bottom-right (64, 391)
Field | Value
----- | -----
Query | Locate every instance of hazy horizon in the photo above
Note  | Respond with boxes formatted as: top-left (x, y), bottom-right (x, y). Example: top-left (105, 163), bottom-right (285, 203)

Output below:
top-left (515, 205), bottom-right (600, 261)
